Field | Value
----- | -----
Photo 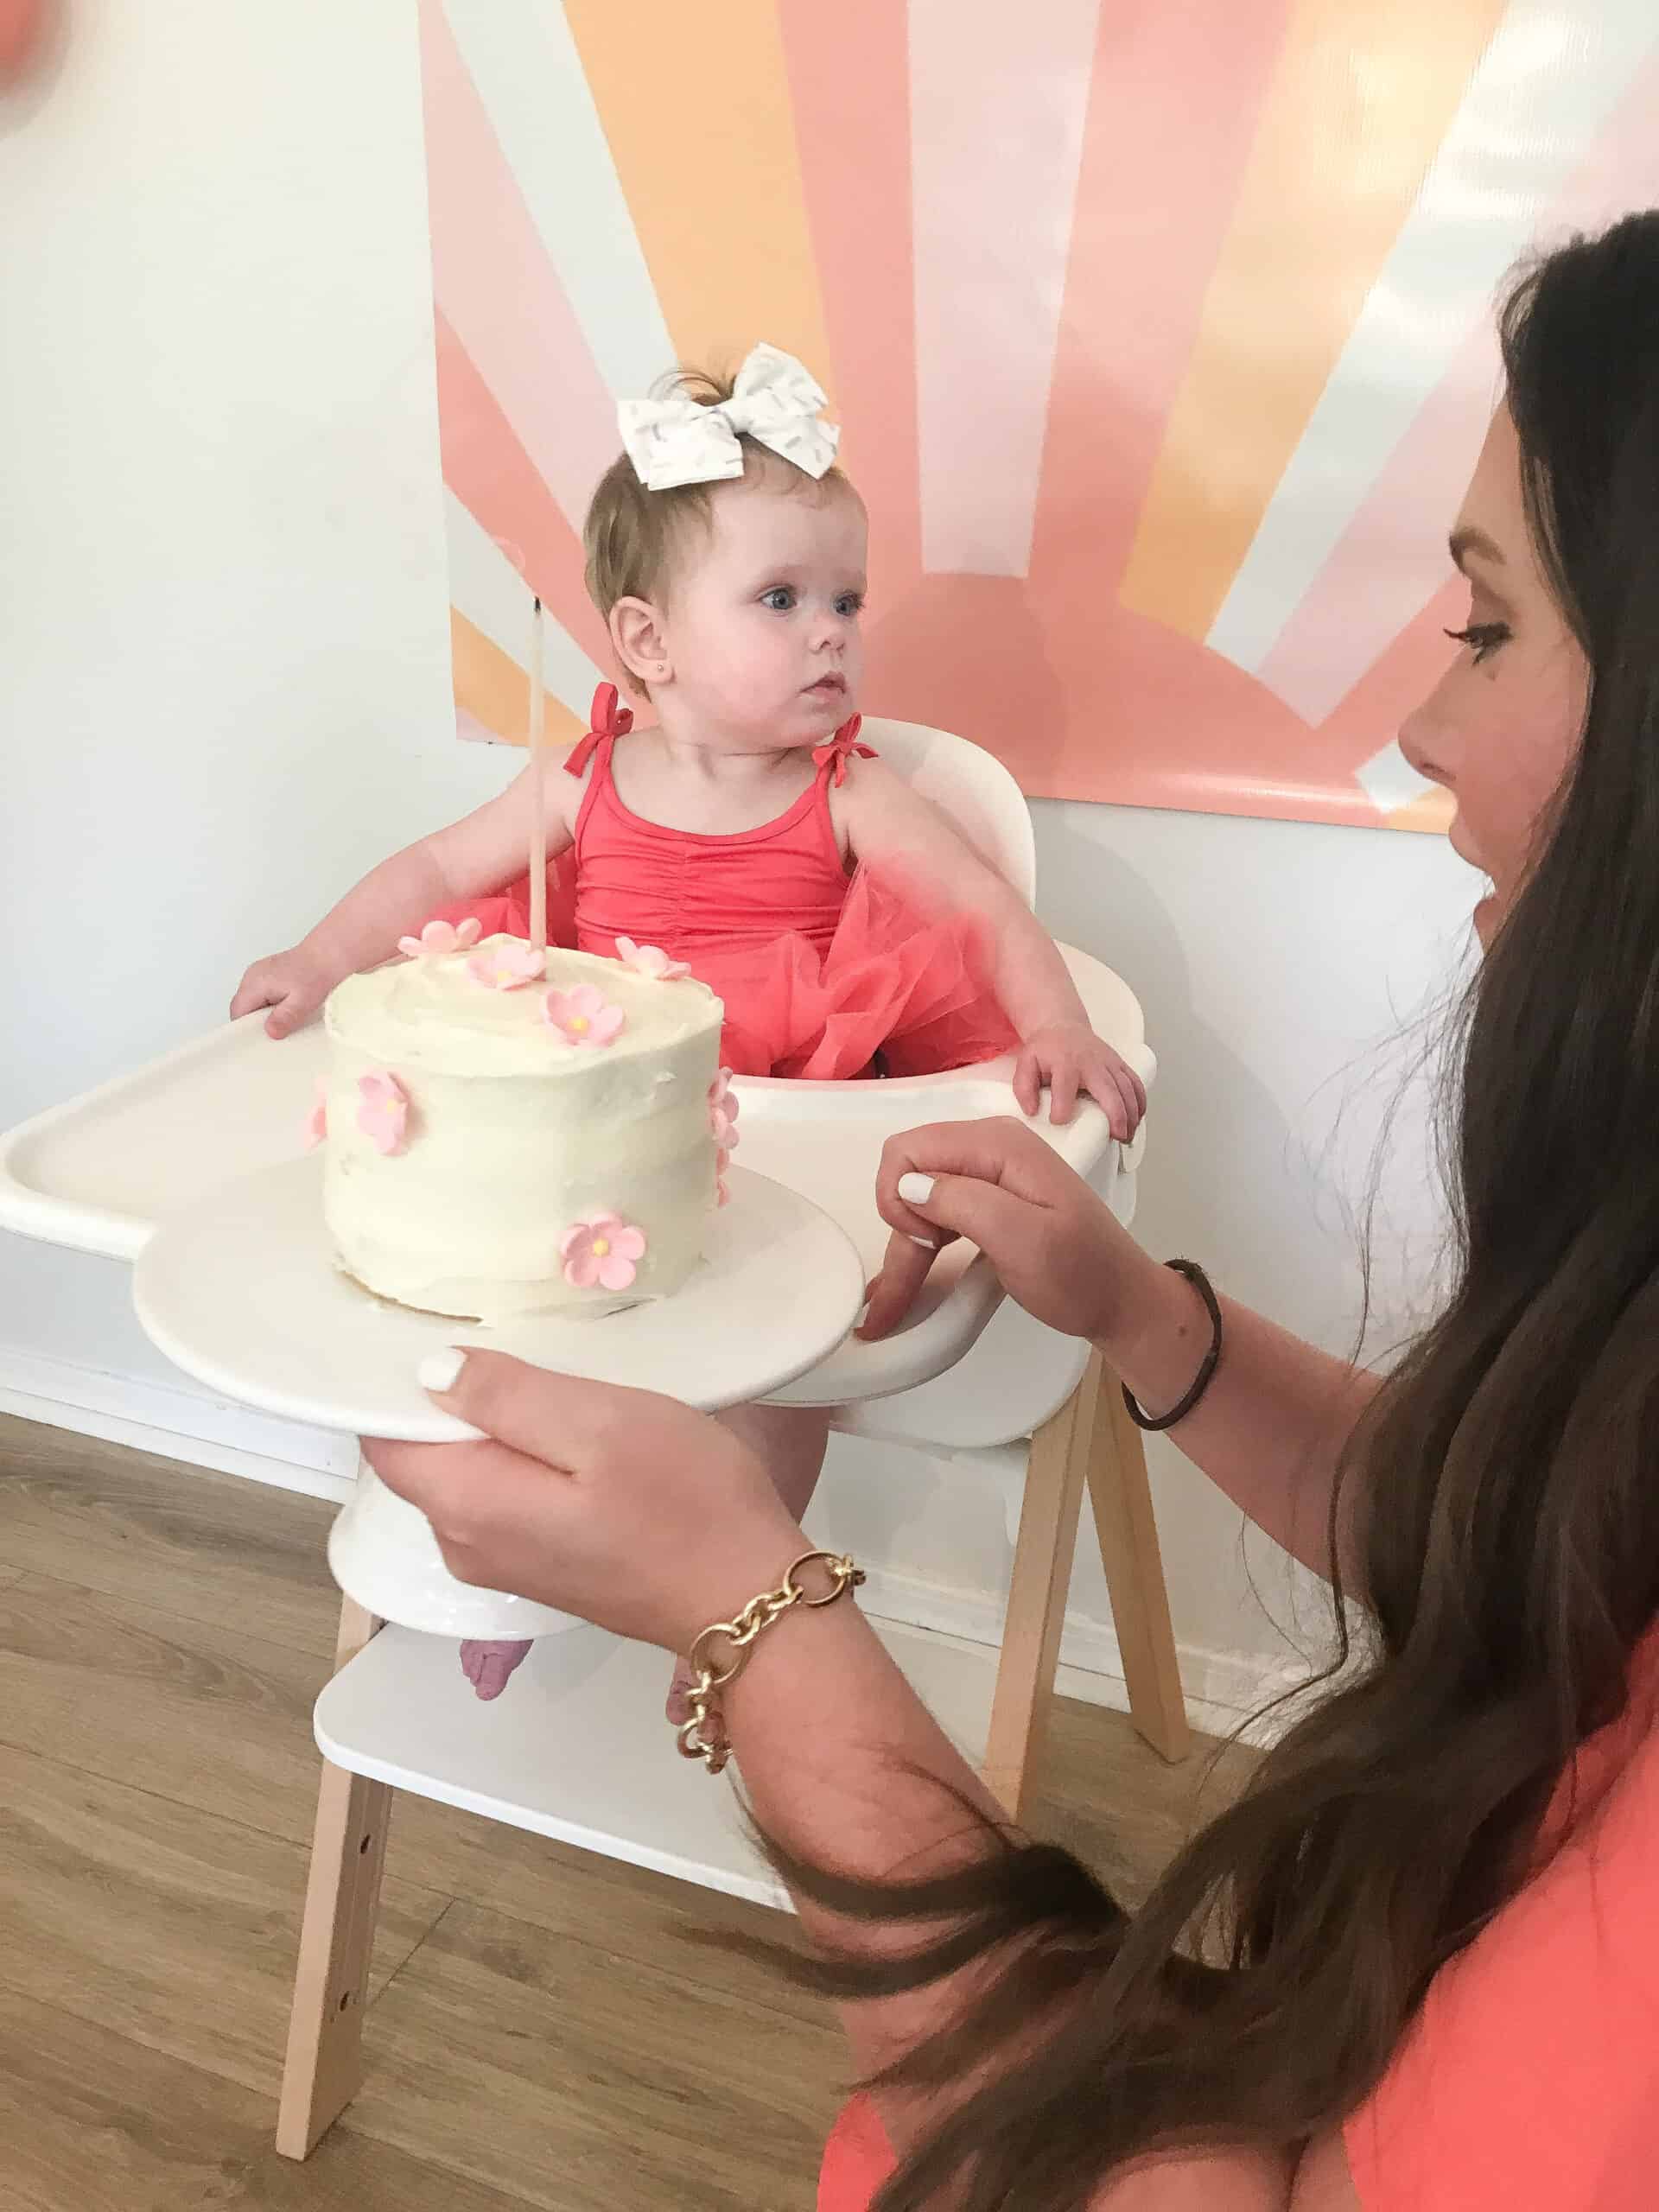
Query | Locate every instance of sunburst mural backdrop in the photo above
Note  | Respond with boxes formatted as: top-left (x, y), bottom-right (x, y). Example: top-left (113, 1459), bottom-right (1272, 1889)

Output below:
top-left (418, 0), bottom-right (1659, 833)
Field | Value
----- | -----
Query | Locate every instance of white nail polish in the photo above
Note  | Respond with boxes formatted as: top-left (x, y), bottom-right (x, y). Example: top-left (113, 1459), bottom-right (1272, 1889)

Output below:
top-left (418, 1348), bottom-right (467, 1395)
top-left (896, 1172), bottom-right (934, 1205)
top-left (906, 1232), bottom-right (939, 1249)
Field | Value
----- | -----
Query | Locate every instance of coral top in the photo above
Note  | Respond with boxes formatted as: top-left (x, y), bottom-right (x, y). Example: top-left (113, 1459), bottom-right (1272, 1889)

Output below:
top-left (820, 1622), bottom-right (1659, 2210)
top-left (550, 687), bottom-right (1015, 1081)
top-left (563, 701), bottom-right (866, 970)
top-left (431, 686), bottom-right (1017, 1077)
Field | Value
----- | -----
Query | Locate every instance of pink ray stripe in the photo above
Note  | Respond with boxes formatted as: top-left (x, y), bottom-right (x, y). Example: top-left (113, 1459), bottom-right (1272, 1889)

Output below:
top-left (1262, 48), bottom-right (1659, 745)
top-left (910, 0), bottom-right (1102, 578)
top-left (433, 311), bottom-right (613, 673)
top-left (418, 0), bottom-right (615, 534)
top-left (1318, 579), bottom-right (1466, 801)
top-left (1031, 3), bottom-right (1292, 604)
top-left (777, 0), bottom-right (921, 610)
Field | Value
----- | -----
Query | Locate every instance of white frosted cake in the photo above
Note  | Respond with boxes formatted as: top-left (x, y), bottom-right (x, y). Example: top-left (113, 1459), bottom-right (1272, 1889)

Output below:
top-left (310, 930), bottom-right (728, 1322)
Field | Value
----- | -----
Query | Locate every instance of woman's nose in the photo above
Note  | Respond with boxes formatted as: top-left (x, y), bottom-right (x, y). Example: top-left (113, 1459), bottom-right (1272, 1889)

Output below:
top-left (1398, 689), bottom-right (1454, 791)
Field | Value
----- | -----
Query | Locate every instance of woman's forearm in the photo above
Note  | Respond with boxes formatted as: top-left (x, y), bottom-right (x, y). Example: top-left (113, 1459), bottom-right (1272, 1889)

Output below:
top-left (1100, 1261), bottom-right (1379, 1585)
top-left (723, 1597), bottom-right (1008, 2086)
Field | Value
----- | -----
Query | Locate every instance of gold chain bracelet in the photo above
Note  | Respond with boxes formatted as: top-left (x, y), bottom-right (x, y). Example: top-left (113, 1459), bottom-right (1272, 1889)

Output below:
top-left (676, 1549), bottom-right (865, 1775)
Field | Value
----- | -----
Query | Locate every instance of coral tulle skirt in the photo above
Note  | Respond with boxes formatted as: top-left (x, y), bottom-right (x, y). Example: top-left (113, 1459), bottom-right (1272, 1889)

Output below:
top-left (429, 866), bottom-right (1018, 1082)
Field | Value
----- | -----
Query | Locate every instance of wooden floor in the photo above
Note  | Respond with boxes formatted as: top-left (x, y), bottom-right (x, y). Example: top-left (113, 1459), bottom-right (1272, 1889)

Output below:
top-left (0, 1412), bottom-right (1255, 2212)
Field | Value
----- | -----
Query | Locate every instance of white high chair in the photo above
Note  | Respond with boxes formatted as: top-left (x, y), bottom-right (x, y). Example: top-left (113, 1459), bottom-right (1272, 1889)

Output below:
top-left (276, 715), bottom-right (1190, 2156)
top-left (0, 713), bottom-right (1187, 2160)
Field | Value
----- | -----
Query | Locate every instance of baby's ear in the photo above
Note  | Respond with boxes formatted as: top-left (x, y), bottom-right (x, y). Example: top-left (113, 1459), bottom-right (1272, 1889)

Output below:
top-left (609, 596), bottom-right (669, 690)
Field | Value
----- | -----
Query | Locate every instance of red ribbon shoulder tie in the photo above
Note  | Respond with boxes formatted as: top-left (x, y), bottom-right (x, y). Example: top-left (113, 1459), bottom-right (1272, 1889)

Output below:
top-left (811, 713), bottom-right (877, 788)
top-left (565, 681), bottom-right (635, 776)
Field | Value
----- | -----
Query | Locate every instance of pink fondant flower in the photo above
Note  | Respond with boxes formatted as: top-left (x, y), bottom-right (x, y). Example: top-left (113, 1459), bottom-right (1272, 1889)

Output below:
top-left (356, 1070), bottom-right (410, 1156)
top-left (708, 1068), bottom-right (740, 1148)
top-left (398, 917), bottom-right (482, 958)
top-left (543, 984), bottom-right (626, 1047)
top-left (303, 1078), bottom-right (328, 1151)
top-left (614, 935), bottom-right (692, 982)
top-left (467, 939), bottom-right (545, 991)
top-left (560, 1211), bottom-right (646, 1292)
top-left (716, 1143), bottom-right (734, 1206)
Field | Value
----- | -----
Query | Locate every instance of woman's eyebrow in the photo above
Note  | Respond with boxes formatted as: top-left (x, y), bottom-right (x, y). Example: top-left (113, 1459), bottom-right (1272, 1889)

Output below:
top-left (1449, 524), bottom-right (1505, 573)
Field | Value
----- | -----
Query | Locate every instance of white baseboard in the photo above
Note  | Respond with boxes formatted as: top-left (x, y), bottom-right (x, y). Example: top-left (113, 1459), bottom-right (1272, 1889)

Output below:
top-left (0, 1350), bottom-right (1319, 1739)
top-left (856, 1563), bottom-right (1320, 1744)
top-left (0, 1347), bottom-right (356, 1505)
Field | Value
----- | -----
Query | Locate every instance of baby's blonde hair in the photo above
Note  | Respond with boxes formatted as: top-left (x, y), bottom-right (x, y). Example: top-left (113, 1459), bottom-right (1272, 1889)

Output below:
top-left (582, 363), bottom-right (860, 696)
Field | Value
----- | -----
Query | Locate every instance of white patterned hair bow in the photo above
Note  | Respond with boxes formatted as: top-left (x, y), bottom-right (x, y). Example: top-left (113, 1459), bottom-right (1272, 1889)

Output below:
top-left (619, 341), bottom-right (841, 493)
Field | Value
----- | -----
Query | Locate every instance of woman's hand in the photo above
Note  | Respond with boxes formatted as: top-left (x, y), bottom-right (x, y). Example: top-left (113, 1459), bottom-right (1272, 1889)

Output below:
top-left (230, 944), bottom-right (338, 1039)
top-left (858, 1116), bottom-right (1157, 1343)
top-left (362, 1351), bottom-right (807, 1655)
top-left (1014, 1020), bottom-right (1147, 1135)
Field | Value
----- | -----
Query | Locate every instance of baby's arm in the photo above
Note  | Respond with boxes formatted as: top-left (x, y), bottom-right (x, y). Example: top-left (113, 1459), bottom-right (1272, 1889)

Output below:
top-left (839, 764), bottom-right (1145, 1135)
top-left (231, 755), bottom-right (582, 1038)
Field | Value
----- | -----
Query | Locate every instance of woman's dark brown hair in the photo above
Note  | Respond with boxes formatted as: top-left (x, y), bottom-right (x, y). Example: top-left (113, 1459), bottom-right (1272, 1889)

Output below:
top-left (793, 212), bottom-right (1659, 2207)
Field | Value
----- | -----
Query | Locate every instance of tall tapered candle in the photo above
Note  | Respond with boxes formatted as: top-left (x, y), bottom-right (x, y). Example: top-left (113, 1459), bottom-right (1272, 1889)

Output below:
top-left (526, 595), bottom-right (548, 953)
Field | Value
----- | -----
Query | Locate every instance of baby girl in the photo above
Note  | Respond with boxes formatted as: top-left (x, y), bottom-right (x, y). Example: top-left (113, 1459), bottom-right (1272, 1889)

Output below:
top-left (233, 343), bottom-right (1145, 1707)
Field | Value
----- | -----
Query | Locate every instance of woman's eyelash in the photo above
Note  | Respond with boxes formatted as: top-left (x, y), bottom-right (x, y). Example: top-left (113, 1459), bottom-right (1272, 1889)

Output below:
top-left (1444, 622), bottom-right (1510, 664)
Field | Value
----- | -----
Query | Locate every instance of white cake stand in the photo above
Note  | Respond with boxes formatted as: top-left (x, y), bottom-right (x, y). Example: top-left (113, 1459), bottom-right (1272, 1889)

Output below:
top-left (131, 1153), bottom-right (867, 1637)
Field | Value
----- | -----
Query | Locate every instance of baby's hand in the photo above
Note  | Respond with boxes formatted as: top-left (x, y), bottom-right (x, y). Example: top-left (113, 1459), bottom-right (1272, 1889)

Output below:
top-left (1014, 1022), bottom-right (1147, 1138)
top-left (230, 946), bottom-right (336, 1039)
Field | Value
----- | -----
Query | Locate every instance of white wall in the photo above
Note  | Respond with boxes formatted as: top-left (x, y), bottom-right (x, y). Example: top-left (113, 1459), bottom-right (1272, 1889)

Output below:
top-left (0, 3), bottom-right (1481, 1719)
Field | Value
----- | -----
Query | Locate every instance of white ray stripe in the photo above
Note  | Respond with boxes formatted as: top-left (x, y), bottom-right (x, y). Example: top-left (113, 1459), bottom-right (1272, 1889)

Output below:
top-left (445, 490), bottom-right (605, 725)
top-left (910, 0), bottom-right (1101, 577)
top-left (1206, 0), bottom-right (1659, 675)
top-left (1356, 737), bottom-right (1438, 816)
top-left (440, 0), bottom-right (675, 400)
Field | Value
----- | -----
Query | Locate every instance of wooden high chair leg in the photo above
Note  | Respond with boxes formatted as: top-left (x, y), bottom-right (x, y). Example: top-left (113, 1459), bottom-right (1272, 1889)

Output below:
top-left (982, 1359), bottom-right (1096, 1824)
top-left (1087, 1358), bottom-right (1191, 1764)
top-left (276, 1592), bottom-right (394, 2159)
top-left (982, 1352), bottom-right (1192, 1821)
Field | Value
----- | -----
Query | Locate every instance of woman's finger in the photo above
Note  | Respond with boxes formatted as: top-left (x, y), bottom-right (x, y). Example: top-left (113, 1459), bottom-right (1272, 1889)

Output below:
top-left (418, 1346), bottom-right (690, 1470)
top-left (857, 1233), bottom-right (942, 1338)
top-left (878, 1169), bottom-right (1044, 1286)
top-left (362, 1430), bottom-right (537, 1524)
top-left (874, 1117), bottom-right (1072, 1243)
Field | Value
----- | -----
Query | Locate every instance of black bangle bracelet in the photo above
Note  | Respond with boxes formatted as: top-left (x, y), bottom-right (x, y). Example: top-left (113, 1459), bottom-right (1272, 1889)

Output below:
top-left (1121, 1260), bottom-right (1223, 1433)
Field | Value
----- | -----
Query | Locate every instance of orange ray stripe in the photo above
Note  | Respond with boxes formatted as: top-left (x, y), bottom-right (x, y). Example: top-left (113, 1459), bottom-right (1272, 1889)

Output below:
top-left (1031, 4), bottom-right (1293, 601)
top-left (450, 607), bottom-right (585, 750)
top-left (1383, 788), bottom-right (1456, 834)
top-left (1119, 0), bottom-right (1510, 641)
top-left (562, 0), bottom-right (834, 385)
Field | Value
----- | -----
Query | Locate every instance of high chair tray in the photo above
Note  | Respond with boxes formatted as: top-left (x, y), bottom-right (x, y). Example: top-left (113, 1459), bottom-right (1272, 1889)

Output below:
top-left (0, 946), bottom-right (1146, 1410)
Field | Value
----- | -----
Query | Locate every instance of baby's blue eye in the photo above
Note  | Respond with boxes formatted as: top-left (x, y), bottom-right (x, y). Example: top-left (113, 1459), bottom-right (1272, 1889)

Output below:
top-left (761, 587), bottom-right (796, 612)
top-left (836, 593), bottom-right (864, 619)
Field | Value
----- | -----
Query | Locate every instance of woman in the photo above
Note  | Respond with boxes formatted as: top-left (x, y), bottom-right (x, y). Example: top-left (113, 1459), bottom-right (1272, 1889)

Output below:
top-left (367, 215), bottom-right (1659, 2209)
